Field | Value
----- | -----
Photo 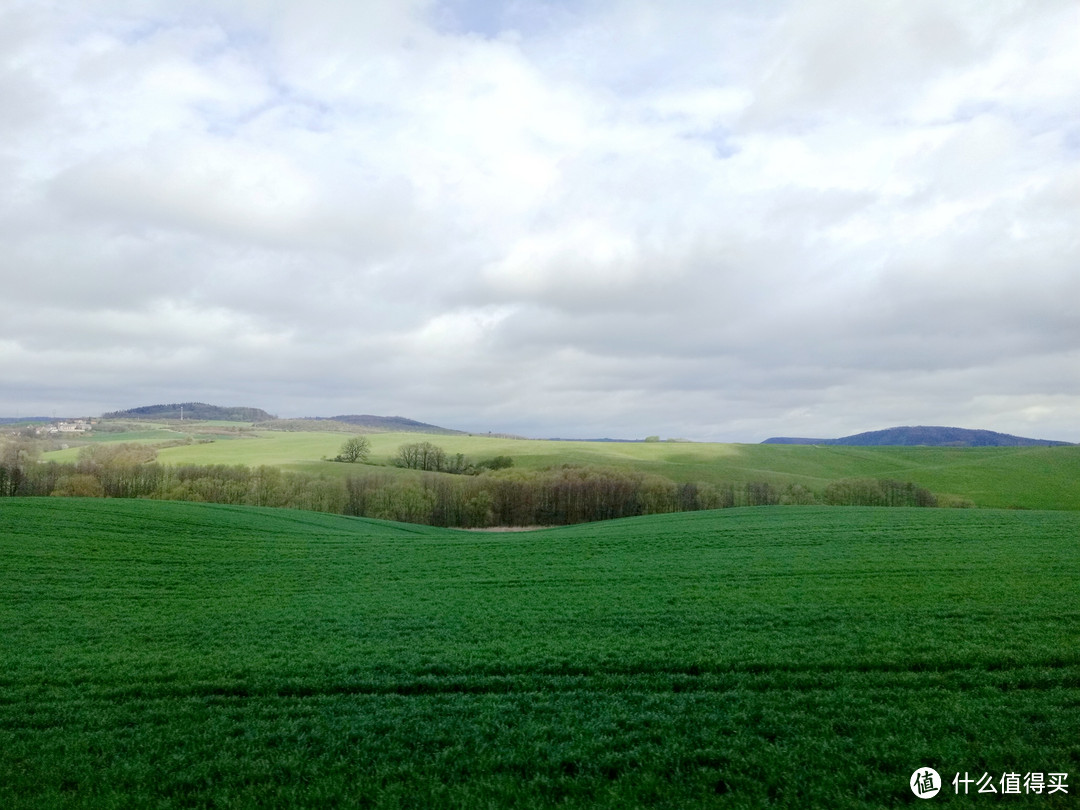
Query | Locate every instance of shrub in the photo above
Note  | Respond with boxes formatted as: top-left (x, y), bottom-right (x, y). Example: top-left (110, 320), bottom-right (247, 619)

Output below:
top-left (51, 474), bottom-right (105, 498)
top-left (476, 455), bottom-right (514, 471)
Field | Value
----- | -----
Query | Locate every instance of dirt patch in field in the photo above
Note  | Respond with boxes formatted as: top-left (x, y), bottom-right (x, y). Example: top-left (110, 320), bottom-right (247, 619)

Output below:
top-left (462, 526), bottom-right (546, 532)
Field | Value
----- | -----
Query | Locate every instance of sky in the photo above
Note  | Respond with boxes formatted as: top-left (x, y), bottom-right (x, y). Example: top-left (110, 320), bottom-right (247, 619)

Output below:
top-left (2, 0), bottom-right (1078, 442)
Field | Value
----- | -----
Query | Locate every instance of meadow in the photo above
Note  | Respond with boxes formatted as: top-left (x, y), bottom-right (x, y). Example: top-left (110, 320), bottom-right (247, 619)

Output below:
top-left (41, 423), bottom-right (1080, 510)
top-left (1, 498), bottom-right (1077, 807)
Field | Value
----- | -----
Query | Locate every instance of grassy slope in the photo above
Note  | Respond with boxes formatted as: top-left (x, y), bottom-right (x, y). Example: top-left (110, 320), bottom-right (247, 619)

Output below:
top-left (1, 498), bottom-right (1078, 808)
top-left (41, 426), bottom-right (1080, 508)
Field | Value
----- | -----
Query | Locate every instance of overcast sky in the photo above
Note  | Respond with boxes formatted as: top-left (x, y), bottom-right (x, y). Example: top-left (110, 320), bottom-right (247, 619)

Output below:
top-left (2, 1), bottom-right (1078, 441)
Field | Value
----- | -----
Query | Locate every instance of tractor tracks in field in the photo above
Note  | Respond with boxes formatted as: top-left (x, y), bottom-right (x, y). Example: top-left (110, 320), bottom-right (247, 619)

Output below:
top-left (7, 658), bottom-right (1078, 708)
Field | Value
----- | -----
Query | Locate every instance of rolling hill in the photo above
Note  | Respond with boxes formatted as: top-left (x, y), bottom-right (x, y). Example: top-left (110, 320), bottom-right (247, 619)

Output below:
top-left (97, 404), bottom-right (463, 434)
top-left (762, 425), bottom-right (1072, 447)
top-left (103, 402), bottom-right (276, 422)
top-left (37, 427), bottom-right (1080, 510)
top-left (293, 414), bottom-right (464, 434)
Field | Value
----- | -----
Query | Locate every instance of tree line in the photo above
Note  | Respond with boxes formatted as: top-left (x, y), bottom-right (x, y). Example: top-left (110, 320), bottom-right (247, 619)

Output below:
top-left (0, 441), bottom-right (954, 527)
top-left (330, 438), bottom-right (514, 475)
top-left (391, 440), bottom-right (514, 474)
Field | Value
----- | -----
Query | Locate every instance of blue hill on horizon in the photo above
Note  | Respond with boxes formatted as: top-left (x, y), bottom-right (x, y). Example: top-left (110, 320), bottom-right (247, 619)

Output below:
top-left (762, 425), bottom-right (1072, 447)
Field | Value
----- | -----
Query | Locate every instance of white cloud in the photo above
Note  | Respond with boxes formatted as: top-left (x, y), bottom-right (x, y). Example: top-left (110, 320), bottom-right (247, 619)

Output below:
top-left (0, 0), bottom-right (1078, 441)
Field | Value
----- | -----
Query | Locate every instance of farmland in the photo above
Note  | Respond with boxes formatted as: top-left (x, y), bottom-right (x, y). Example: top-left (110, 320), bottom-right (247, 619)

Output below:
top-left (39, 423), bottom-right (1080, 510)
top-left (1, 498), bottom-right (1078, 807)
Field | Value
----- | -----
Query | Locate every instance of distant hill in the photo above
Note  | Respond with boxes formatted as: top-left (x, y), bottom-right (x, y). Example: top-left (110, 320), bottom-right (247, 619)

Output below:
top-left (103, 403), bottom-right (276, 422)
top-left (271, 415), bottom-right (465, 435)
top-left (762, 426), bottom-right (1073, 447)
top-left (327, 415), bottom-right (462, 434)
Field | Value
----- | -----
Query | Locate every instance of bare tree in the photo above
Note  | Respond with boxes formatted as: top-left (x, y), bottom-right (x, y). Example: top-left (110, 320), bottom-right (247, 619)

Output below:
top-left (336, 436), bottom-right (371, 463)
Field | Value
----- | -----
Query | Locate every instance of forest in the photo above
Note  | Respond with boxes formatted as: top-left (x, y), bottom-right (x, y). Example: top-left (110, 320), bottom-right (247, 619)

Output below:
top-left (0, 441), bottom-right (946, 527)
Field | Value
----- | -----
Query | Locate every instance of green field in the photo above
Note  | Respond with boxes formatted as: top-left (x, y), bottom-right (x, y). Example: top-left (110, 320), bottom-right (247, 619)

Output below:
top-left (42, 425), bottom-right (1080, 509)
top-left (2, 498), bottom-right (1077, 807)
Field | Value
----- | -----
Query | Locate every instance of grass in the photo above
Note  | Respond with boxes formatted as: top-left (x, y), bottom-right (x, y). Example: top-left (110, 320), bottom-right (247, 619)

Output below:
top-left (1, 498), bottom-right (1078, 807)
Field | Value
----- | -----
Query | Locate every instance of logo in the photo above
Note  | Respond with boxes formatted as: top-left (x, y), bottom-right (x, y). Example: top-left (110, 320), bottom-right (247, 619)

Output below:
top-left (911, 768), bottom-right (942, 799)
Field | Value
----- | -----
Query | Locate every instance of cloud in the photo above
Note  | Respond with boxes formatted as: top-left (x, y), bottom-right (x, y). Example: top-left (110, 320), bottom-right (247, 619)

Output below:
top-left (1, 0), bottom-right (1078, 441)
